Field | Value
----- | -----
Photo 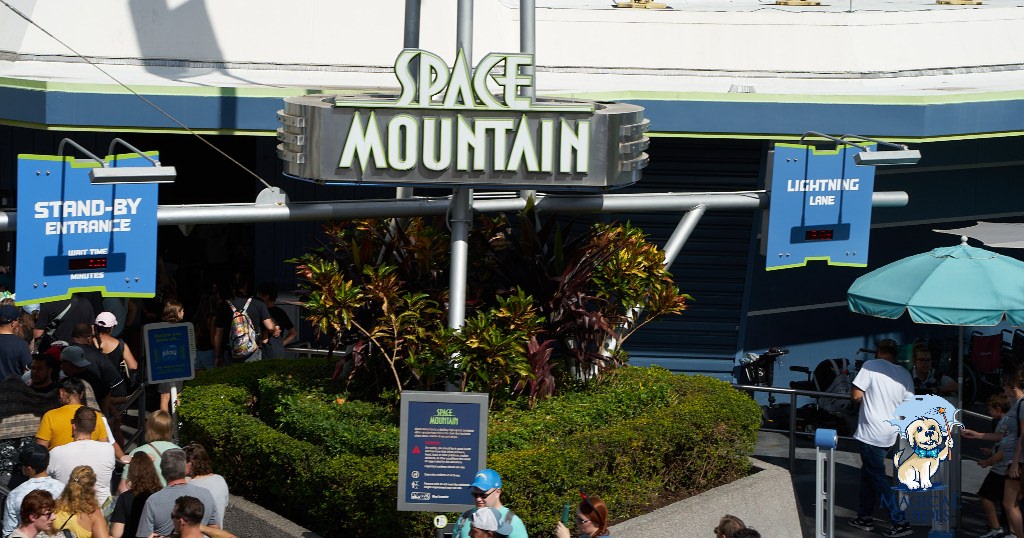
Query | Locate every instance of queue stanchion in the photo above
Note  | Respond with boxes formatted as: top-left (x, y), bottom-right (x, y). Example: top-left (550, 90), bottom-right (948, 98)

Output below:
top-left (815, 428), bottom-right (838, 538)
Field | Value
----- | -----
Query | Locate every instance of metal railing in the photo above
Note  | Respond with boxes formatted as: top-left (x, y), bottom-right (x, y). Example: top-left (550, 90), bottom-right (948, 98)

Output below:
top-left (733, 383), bottom-right (855, 469)
top-left (119, 383), bottom-right (147, 450)
top-left (734, 383), bottom-right (990, 470)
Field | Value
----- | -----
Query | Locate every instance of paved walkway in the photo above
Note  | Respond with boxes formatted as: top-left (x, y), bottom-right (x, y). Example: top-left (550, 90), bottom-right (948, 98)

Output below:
top-left (754, 431), bottom-right (991, 537)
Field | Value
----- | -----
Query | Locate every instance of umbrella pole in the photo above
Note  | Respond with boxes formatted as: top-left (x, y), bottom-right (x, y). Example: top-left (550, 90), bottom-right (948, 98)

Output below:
top-left (955, 325), bottom-right (964, 531)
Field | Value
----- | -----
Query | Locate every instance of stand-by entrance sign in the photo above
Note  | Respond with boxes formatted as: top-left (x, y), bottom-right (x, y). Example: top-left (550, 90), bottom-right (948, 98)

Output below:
top-left (765, 143), bottom-right (876, 270)
top-left (398, 391), bottom-right (488, 512)
top-left (15, 153), bottom-right (158, 304)
top-left (143, 322), bottom-right (195, 385)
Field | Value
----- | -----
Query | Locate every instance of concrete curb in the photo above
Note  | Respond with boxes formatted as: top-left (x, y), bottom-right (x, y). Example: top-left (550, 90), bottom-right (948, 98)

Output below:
top-left (609, 458), bottom-right (801, 537)
top-left (223, 494), bottom-right (322, 538)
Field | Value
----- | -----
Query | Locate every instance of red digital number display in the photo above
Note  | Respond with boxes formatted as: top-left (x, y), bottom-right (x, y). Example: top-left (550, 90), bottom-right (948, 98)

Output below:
top-left (67, 257), bottom-right (108, 271)
top-left (804, 229), bottom-right (834, 241)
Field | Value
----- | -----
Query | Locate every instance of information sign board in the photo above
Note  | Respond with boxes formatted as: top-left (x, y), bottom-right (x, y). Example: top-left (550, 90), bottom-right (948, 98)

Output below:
top-left (765, 143), bottom-right (876, 270)
top-left (15, 153), bottom-right (159, 304)
top-left (143, 322), bottom-right (195, 385)
top-left (398, 391), bottom-right (488, 512)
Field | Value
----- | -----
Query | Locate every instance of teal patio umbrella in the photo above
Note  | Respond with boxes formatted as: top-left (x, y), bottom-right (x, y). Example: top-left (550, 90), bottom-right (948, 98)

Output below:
top-left (848, 237), bottom-right (1024, 327)
top-left (848, 237), bottom-right (1024, 408)
top-left (847, 237), bottom-right (1024, 532)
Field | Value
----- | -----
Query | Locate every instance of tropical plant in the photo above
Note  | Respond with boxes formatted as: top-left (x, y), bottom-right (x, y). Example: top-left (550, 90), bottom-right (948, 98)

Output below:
top-left (292, 211), bottom-right (690, 404)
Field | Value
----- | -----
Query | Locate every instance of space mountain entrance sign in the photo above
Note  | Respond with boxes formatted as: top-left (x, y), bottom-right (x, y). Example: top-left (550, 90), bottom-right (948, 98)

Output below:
top-left (277, 49), bottom-right (649, 189)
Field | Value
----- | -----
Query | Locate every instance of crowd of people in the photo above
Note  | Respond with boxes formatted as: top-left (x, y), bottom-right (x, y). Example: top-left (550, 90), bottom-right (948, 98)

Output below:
top-left (0, 277), bottom-right (294, 538)
top-left (2, 437), bottom-right (232, 538)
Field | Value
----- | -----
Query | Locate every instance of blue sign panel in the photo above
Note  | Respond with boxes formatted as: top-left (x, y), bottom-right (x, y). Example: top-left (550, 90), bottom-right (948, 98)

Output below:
top-left (143, 322), bottom-right (195, 384)
top-left (397, 391), bottom-right (488, 512)
top-left (765, 143), bottom-right (876, 270)
top-left (15, 153), bottom-right (159, 304)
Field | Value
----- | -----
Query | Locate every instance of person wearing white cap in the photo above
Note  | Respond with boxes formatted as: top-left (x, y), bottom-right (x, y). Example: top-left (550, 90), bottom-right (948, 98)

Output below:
top-left (94, 310), bottom-right (139, 376)
top-left (455, 469), bottom-right (528, 538)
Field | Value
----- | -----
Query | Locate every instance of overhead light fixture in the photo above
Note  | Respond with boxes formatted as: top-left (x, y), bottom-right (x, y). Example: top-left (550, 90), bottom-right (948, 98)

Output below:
top-left (91, 138), bottom-right (177, 184)
top-left (54, 137), bottom-right (177, 185)
top-left (842, 134), bottom-right (921, 166)
top-left (797, 132), bottom-right (920, 166)
top-left (89, 166), bottom-right (177, 184)
top-left (852, 149), bottom-right (921, 166)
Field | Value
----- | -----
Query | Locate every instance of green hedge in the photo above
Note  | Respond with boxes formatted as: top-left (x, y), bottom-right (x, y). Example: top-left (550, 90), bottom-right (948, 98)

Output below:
top-left (178, 359), bottom-right (760, 538)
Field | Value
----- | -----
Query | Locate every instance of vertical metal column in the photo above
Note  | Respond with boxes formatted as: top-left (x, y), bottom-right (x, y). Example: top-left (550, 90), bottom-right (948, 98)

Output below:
top-left (519, 0), bottom-right (536, 202)
top-left (815, 428), bottom-right (838, 538)
top-left (449, 188), bottom-right (472, 329)
top-left (449, 0), bottom-right (473, 330)
top-left (398, 0), bottom-right (421, 203)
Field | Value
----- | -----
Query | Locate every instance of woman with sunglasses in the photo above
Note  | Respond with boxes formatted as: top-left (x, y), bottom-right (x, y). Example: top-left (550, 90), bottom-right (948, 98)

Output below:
top-left (555, 494), bottom-right (610, 538)
top-left (9, 489), bottom-right (56, 538)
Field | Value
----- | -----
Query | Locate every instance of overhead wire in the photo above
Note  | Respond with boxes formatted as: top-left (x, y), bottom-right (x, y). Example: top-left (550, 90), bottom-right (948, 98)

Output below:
top-left (0, 0), bottom-right (274, 189)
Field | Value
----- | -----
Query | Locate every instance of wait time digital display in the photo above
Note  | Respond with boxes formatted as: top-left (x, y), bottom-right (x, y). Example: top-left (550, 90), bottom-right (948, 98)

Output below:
top-left (42, 253), bottom-right (127, 276)
top-left (789, 223), bottom-right (851, 245)
top-left (804, 229), bottom-right (834, 241)
top-left (67, 257), bottom-right (108, 271)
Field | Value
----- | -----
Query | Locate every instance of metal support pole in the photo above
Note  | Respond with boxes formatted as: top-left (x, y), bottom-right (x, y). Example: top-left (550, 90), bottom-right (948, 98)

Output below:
top-left (518, 0), bottom-right (537, 202)
top-left (448, 0), bottom-right (473, 331)
top-left (403, 0), bottom-right (421, 52)
top-left (815, 429), bottom-right (838, 538)
top-left (954, 325), bottom-right (963, 533)
top-left (400, 0), bottom-right (420, 205)
top-left (0, 190), bottom-right (909, 231)
top-left (662, 204), bottom-right (706, 268)
top-left (448, 187), bottom-right (472, 329)
top-left (457, 0), bottom-right (472, 62)
top-left (789, 392), bottom-right (797, 469)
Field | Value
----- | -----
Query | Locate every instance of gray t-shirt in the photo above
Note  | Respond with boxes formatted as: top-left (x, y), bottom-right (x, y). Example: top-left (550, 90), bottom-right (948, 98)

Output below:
top-left (136, 483), bottom-right (218, 537)
top-left (188, 474), bottom-right (229, 527)
top-left (1001, 397), bottom-right (1024, 468)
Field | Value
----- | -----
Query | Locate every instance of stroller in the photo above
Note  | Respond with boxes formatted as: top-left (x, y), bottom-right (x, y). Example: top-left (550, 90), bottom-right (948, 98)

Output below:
top-left (788, 358), bottom-right (859, 435)
top-left (737, 348), bottom-right (857, 435)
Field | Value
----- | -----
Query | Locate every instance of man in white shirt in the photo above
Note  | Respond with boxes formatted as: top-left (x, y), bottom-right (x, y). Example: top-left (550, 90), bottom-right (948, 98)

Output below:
top-left (848, 339), bottom-right (915, 538)
top-left (48, 405), bottom-right (115, 508)
top-left (1, 444), bottom-right (65, 536)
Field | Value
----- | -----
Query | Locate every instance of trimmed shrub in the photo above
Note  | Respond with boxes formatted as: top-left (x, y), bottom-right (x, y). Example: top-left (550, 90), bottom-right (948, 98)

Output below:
top-left (178, 359), bottom-right (759, 537)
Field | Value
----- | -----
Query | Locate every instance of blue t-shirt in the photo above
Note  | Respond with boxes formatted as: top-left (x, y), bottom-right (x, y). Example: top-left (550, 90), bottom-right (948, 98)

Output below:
top-left (0, 333), bottom-right (31, 380)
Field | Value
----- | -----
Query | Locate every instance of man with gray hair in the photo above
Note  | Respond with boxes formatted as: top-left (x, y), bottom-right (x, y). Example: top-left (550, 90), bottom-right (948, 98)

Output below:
top-left (136, 448), bottom-right (219, 537)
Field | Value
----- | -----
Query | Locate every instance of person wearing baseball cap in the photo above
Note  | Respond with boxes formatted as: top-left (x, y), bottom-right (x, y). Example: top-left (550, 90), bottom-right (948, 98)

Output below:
top-left (94, 311), bottom-right (139, 376)
top-left (0, 303), bottom-right (31, 381)
top-left (455, 469), bottom-right (528, 538)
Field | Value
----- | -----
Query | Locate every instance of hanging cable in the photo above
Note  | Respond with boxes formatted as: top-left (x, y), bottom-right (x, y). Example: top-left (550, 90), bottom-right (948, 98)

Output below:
top-left (0, 0), bottom-right (274, 189)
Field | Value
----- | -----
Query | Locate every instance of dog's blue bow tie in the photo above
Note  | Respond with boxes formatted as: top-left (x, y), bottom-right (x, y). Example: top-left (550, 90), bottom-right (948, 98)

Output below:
top-left (913, 445), bottom-right (942, 458)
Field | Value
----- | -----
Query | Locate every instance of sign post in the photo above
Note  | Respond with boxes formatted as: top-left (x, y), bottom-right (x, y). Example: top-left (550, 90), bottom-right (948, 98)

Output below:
top-left (398, 391), bottom-right (488, 513)
top-left (143, 321), bottom-right (195, 420)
